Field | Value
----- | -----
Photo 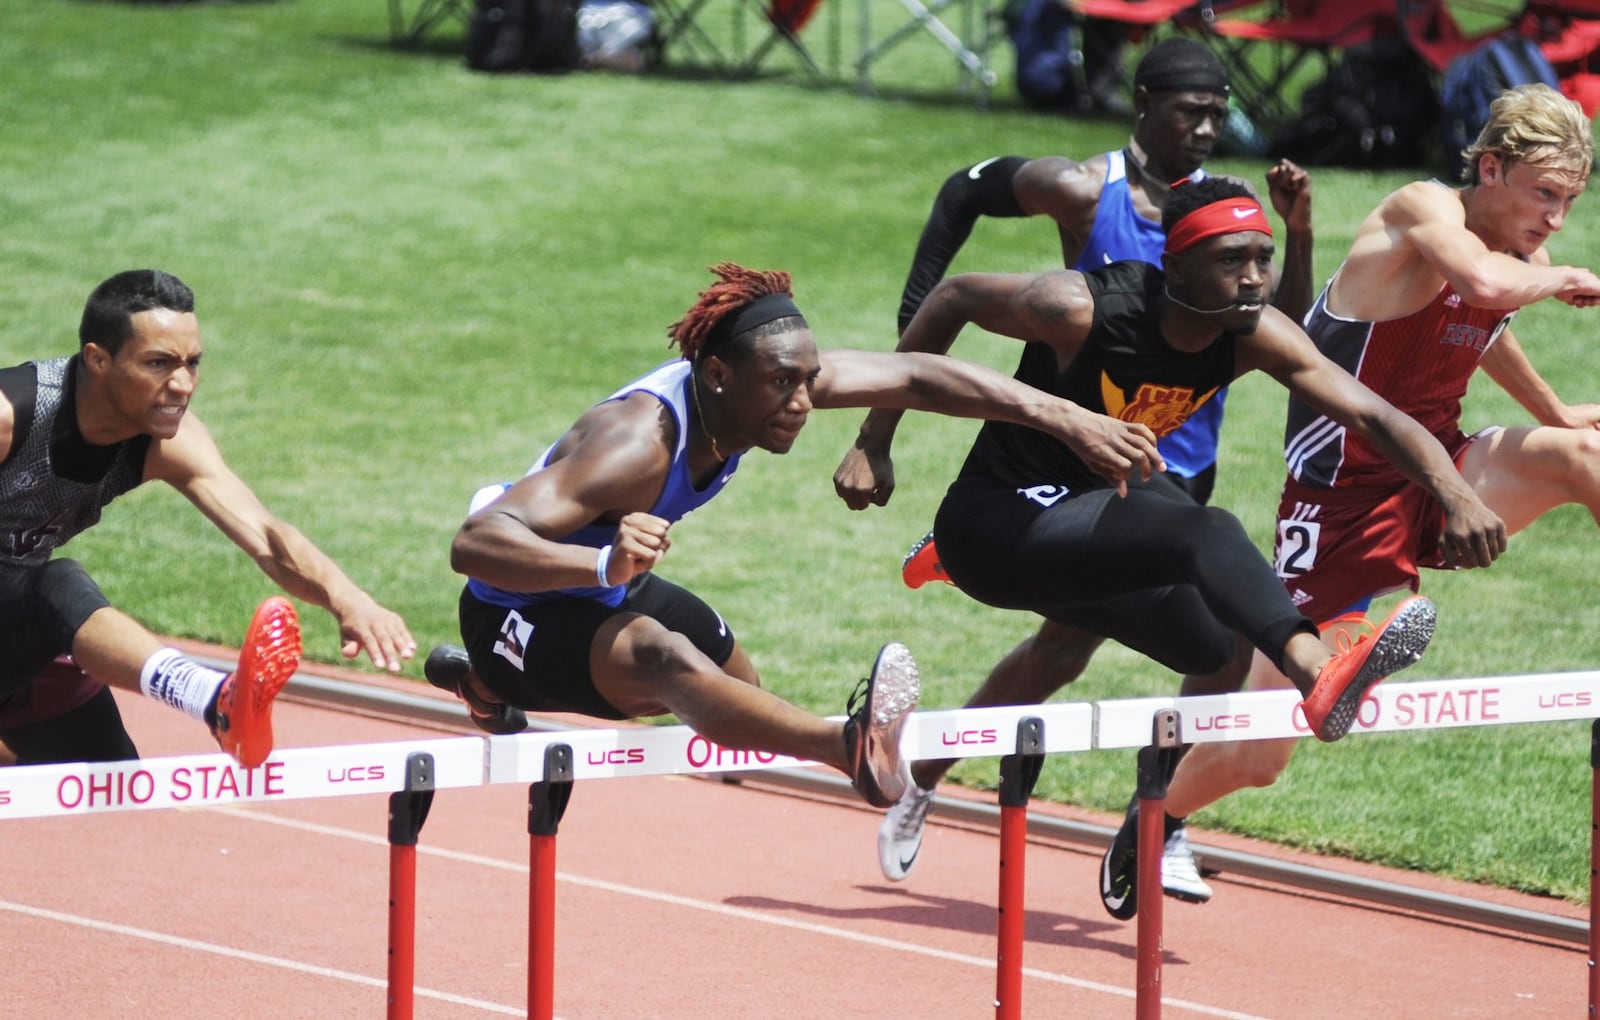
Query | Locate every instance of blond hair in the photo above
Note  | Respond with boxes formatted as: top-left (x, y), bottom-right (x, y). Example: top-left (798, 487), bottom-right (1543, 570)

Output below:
top-left (1461, 82), bottom-right (1595, 185)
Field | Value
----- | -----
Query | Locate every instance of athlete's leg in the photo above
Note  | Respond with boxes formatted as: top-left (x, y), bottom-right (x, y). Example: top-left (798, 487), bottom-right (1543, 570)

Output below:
top-left (592, 613), bottom-right (848, 765)
top-left (1165, 650), bottom-right (1297, 816)
top-left (66, 607), bottom-right (168, 692)
top-left (36, 559), bottom-right (214, 699)
top-left (1165, 613), bottom-right (1371, 816)
top-left (908, 620), bottom-right (1103, 791)
top-left (0, 685), bottom-right (139, 765)
top-left (52, 562), bottom-right (299, 768)
top-left (940, 482), bottom-right (1311, 655)
top-left (1460, 424), bottom-right (1600, 534)
top-left (590, 611), bottom-right (918, 808)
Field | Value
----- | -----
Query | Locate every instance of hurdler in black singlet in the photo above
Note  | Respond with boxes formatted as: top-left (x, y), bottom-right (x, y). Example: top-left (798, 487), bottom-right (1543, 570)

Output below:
top-left (957, 260), bottom-right (1235, 494)
top-left (0, 356), bottom-right (151, 567)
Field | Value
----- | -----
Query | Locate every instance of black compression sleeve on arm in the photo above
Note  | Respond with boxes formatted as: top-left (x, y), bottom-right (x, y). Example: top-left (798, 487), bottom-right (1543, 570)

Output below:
top-left (897, 156), bottom-right (1030, 333)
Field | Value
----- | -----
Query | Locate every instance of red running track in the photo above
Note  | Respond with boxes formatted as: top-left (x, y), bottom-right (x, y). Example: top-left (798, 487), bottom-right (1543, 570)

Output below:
top-left (0, 651), bottom-right (1587, 1019)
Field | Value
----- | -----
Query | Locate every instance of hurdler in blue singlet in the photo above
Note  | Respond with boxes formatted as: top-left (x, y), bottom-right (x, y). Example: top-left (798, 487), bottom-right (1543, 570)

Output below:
top-left (1075, 149), bottom-right (1220, 480)
top-left (466, 359), bottom-right (742, 611)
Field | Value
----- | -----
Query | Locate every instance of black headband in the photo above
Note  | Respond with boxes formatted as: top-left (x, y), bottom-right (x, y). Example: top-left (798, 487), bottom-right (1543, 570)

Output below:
top-left (1133, 41), bottom-right (1229, 97)
top-left (708, 292), bottom-right (806, 347)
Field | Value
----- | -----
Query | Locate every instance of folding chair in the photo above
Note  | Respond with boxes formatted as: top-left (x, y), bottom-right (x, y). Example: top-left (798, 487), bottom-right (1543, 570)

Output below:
top-left (1206, 0), bottom-right (1404, 138)
top-left (652, 0), bottom-right (830, 79)
top-left (1397, 0), bottom-right (1508, 74)
top-left (1519, 0), bottom-right (1600, 112)
top-left (1066, 0), bottom-right (1247, 35)
top-left (389, 0), bottom-right (472, 46)
top-left (1057, 0), bottom-right (1256, 104)
top-left (854, 0), bottom-right (1001, 106)
top-left (741, 0), bottom-right (830, 77)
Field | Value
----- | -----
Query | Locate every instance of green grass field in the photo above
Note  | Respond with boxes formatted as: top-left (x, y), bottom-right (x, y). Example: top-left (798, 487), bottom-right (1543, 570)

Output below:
top-left (10, 0), bottom-right (1600, 902)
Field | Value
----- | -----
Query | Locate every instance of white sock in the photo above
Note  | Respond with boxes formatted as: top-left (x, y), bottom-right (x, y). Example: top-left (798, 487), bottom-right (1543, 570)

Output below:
top-left (139, 648), bottom-right (228, 723)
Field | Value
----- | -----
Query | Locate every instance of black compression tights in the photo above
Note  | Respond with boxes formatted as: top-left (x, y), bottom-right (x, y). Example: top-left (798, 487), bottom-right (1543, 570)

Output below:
top-left (938, 481), bottom-right (1313, 675)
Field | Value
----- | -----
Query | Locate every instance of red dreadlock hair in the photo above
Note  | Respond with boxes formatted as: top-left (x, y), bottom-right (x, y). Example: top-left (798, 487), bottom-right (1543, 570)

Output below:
top-left (666, 262), bottom-right (795, 361)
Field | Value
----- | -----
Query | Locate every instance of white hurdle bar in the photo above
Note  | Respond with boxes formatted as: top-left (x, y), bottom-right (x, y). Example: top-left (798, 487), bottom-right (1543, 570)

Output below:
top-left (0, 736), bottom-right (485, 820)
top-left (5, 670), bottom-right (1600, 1019)
top-left (1096, 671), bottom-right (1600, 748)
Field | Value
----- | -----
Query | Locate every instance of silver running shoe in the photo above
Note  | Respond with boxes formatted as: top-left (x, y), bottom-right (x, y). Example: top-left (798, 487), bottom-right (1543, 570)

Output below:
top-left (843, 642), bottom-right (921, 808)
top-left (878, 781), bottom-right (936, 881)
top-left (1160, 826), bottom-right (1213, 904)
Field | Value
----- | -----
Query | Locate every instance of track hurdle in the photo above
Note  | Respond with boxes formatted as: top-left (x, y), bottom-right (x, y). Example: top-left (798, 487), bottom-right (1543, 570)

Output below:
top-left (899, 702), bottom-right (1092, 1019)
top-left (387, 750), bottom-right (437, 1020)
top-left (527, 743), bottom-right (573, 1020)
top-left (485, 721), bottom-right (836, 1020)
top-left (0, 735), bottom-right (485, 1019)
top-left (994, 717), bottom-right (1044, 1020)
top-left (1591, 719), bottom-right (1600, 1016)
top-left (7, 667), bottom-right (1600, 1017)
top-left (1095, 670), bottom-right (1600, 1018)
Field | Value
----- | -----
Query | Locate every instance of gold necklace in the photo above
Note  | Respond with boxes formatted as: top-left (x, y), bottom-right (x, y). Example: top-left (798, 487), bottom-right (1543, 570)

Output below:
top-left (689, 367), bottom-right (726, 462)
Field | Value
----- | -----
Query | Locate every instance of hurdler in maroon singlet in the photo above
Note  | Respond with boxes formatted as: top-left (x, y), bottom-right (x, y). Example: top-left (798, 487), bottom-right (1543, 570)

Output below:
top-left (1271, 276), bottom-right (1517, 620)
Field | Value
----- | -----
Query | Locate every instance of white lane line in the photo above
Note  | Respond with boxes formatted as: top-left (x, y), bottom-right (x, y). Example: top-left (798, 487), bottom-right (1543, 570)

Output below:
top-left (0, 897), bottom-right (525, 1016)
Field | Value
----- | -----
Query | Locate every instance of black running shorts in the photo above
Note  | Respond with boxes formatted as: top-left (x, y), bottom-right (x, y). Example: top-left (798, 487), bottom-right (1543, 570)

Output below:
top-left (457, 572), bottom-right (737, 721)
top-left (0, 558), bottom-right (112, 696)
top-left (934, 472), bottom-right (1310, 676)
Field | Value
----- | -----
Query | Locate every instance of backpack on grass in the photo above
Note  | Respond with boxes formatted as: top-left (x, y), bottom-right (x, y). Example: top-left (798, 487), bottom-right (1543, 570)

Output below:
top-left (1270, 38), bottom-right (1437, 170)
top-left (1439, 33), bottom-right (1560, 179)
top-left (466, 0), bottom-right (581, 73)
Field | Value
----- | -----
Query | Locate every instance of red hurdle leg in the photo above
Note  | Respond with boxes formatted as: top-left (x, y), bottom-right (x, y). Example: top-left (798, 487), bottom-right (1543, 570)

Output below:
top-left (387, 753), bottom-right (437, 1020)
top-left (1589, 720), bottom-right (1599, 1018)
top-left (995, 717), bottom-right (1045, 1020)
top-left (529, 829), bottom-right (558, 1019)
top-left (1135, 710), bottom-right (1182, 1020)
top-left (387, 843), bottom-right (418, 1020)
top-left (1134, 790), bottom-right (1166, 1020)
top-left (527, 745), bottom-right (574, 1020)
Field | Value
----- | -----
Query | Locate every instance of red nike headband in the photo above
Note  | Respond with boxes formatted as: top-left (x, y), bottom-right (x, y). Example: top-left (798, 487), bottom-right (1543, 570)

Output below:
top-left (1164, 198), bottom-right (1273, 255)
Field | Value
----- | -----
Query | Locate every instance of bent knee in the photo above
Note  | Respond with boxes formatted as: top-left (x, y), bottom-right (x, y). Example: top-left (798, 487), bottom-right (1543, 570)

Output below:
top-left (1231, 740), bottom-right (1295, 789)
top-left (627, 629), bottom-right (710, 682)
top-left (597, 624), bottom-right (719, 714)
top-left (1028, 621), bottom-right (1104, 682)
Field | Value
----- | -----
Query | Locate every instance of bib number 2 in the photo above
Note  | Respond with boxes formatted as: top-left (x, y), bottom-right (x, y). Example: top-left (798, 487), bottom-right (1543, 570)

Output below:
top-left (1274, 519), bottom-right (1320, 578)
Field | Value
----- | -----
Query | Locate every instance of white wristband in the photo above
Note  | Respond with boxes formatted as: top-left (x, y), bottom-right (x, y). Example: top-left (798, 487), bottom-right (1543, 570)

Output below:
top-left (596, 544), bottom-right (613, 587)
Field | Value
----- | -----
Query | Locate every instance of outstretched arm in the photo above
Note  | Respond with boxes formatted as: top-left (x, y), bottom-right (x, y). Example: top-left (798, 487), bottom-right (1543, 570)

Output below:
top-left (898, 157), bottom-right (1032, 333)
top-left (822, 348), bottom-right (1159, 503)
top-left (1337, 180), bottom-right (1600, 319)
top-left (146, 415), bottom-right (416, 671)
top-left (834, 270), bottom-right (1158, 507)
top-left (1243, 311), bottom-right (1507, 568)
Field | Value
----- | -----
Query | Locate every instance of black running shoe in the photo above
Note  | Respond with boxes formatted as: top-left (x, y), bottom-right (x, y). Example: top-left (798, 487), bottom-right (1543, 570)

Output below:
top-left (1099, 808), bottom-right (1140, 921)
top-left (424, 644), bottom-right (527, 736)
